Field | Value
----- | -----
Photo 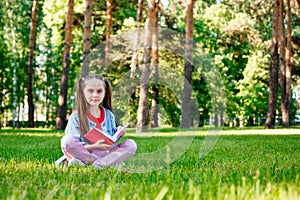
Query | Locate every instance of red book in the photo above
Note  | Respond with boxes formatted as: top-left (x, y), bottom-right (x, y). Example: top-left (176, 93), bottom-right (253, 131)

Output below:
top-left (83, 124), bottom-right (128, 145)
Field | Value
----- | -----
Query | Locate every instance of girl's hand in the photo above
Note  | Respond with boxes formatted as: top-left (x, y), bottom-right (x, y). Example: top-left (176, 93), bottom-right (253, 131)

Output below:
top-left (94, 139), bottom-right (112, 150)
top-left (85, 139), bottom-right (112, 151)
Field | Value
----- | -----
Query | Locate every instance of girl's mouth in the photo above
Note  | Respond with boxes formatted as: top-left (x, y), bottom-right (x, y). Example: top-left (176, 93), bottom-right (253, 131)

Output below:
top-left (91, 99), bottom-right (100, 103)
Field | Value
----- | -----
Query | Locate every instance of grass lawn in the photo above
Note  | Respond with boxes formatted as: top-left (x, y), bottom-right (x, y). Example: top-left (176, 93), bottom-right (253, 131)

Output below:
top-left (0, 128), bottom-right (299, 199)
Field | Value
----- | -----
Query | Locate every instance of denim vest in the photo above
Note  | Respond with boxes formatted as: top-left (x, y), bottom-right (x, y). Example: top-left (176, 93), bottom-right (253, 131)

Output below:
top-left (64, 107), bottom-right (118, 144)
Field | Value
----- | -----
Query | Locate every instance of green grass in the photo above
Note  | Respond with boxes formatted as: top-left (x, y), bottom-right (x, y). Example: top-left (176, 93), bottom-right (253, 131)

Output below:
top-left (0, 128), bottom-right (300, 199)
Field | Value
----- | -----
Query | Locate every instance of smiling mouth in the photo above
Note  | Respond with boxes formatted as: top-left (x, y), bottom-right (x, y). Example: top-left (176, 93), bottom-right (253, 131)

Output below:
top-left (91, 99), bottom-right (100, 102)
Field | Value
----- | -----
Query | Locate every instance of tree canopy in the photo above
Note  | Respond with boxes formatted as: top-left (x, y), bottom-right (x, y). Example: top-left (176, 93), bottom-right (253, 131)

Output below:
top-left (0, 0), bottom-right (299, 129)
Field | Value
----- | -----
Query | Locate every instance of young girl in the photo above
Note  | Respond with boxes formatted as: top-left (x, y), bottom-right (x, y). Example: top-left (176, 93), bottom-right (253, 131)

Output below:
top-left (58, 74), bottom-right (137, 169)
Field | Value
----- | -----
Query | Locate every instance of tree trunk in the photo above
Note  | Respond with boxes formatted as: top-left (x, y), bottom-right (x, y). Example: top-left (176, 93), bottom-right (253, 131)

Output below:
top-left (137, 0), bottom-right (158, 132)
top-left (56, 0), bottom-right (74, 130)
top-left (105, 0), bottom-right (113, 72)
top-left (137, 52), bottom-right (150, 132)
top-left (8, 9), bottom-right (18, 129)
top-left (282, 0), bottom-right (292, 127)
top-left (45, 29), bottom-right (53, 128)
top-left (137, 0), bottom-right (144, 24)
top-left (180, 0), bottom-right (194, 128)
top-left (27, 0), bottom-right (38, 128)
top-left (128, 0), bottom-right (144, 126)
top-left (150, 1), bottom-right (159, 128)
top-left (130, 0), bottom-right (144, 79)
top-left (265, 0), bottom-right (280, 129)
top-left (82, 0), bottom-right (92, 77)
top-left (278, 0), bottom-right (288, 127)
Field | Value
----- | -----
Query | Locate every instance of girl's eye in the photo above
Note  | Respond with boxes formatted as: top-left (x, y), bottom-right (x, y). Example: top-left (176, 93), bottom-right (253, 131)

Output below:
top-left (86, 88), bottom-right (104, 94)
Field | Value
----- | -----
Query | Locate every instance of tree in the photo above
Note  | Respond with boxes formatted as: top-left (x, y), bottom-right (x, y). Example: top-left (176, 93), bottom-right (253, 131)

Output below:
top-left (56, 0), bottom-right (75, 130)
top-left (137, 0), bottom-right (159, 132)
top-left (1, 0), bottom-right (300, 129)
top-left (130, 0), bottom-right (144, 79)
top-left (265, 0), bottom-right (280, 129)
top-left (137, 0), bottom-right (144, 25)
top-left (82, 0), bottom-right (93, 77)
top-left (236, 49), bottom-right (269, 126)
top-left (105, 0), bottom-right (113, 72)
top-left (281, 0), bottom-right (292, 127)
top-left (0, 1), bottom-right (10, 129)
top-left (27, 0), bottom-right (39, 128)
top-left (2, 0), bottom-right (32, 128)
top-left (180, 0), bottom-right (194, 128)
top-left (43, 29), bottom-right (56, 128)
top-left (150, 1), bottom-right (159, 128)
top-left (128, 0), bottom-right (144, 126)
top-left (278, 0), bottom-right (287, 127)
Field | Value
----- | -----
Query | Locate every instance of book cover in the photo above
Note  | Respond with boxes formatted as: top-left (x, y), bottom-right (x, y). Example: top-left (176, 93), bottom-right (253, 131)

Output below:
top-left (83, 124), bottom-right (128, 145)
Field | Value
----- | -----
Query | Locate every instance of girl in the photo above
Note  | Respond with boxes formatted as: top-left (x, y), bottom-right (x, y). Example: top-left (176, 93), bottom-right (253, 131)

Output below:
top-left (58, 74), bottom-right (137, 169)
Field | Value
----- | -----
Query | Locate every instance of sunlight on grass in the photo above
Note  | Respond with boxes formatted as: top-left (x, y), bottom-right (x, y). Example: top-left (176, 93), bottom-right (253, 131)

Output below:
top-left (127, 127), bottom-right (300, 137)
top-left (0, 127), bottom-right (64, 137)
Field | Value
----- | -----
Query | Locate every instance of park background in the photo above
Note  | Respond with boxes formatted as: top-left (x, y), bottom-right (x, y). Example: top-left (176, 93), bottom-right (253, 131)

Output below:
top-left (1, 1), bottom-right (300, 199)
top-left (0, 0), bottom-right (300, 130)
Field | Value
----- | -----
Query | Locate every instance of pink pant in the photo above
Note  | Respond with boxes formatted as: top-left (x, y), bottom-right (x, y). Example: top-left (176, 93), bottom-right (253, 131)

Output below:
top-left (61, 135), bottom-right (137, 169)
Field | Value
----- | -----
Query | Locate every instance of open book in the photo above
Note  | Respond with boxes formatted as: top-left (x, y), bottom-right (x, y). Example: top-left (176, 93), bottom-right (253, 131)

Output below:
top-left (83, 124), bottom-right (128, 145)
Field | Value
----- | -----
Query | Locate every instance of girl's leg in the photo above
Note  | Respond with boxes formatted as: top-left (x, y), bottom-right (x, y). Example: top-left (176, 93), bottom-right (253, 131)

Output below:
top-left (93, 139), bottom-right (137, 169)
top-left (61, 135), bottom-right (99, 164)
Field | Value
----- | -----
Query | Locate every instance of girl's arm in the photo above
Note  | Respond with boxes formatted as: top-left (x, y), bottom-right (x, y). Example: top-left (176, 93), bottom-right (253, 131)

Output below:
top-left (65, 111), bottom-right (81, 137)
top-left (84, 139), bottom-right (112, 151)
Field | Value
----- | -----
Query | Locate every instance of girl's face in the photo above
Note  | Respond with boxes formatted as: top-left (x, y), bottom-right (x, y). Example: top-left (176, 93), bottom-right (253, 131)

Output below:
top-left (83, 78), bottom-right (106, 107)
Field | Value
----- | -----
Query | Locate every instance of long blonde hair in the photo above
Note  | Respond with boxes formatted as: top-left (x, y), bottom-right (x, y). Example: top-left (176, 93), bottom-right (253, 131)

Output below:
top-left (76, 74), bottom-right (113, 136)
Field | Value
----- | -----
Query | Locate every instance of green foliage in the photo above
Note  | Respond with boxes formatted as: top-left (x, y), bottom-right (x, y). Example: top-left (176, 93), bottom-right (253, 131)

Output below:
top-left (1, 0), bottom-right (32, 123)
top-left (107, 50), bottom-right (183, 127)
top-left (0, 129), bottom-right (300, 199)
top-left (1, 0), bottom-right (300, 129)
top-left (192, 73), bottom-right (211, 126)
top-left (174, 1), bottom-right (279, 126)
top-left (156, 85), bottom-right (181, 127)
top-left (237, 49), bottom-right (270, 125)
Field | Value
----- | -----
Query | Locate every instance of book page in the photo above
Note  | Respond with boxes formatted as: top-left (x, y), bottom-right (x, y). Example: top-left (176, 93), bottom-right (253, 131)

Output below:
top-left (111, 123), bottom-right (128, 141)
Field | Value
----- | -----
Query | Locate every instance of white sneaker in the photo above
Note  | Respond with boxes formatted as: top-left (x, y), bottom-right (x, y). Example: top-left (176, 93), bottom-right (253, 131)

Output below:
top-left (68, 158), bottom-right (86, 167)
top-left (55, 155), bottom-right (67, 167)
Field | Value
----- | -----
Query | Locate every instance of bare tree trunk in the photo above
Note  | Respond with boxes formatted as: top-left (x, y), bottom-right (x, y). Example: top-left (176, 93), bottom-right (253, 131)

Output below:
top-left (8, 9), bottom-right (18, 128)
top-left (265, 0), bottom-right (280, 129)
top-left (150, 1), bottom-right (159, 128)
top-left (137, 0), bottom-right (144, 25)
top-left (128, 0), bottom-right (144, 126)
top-left (105, 0), bottom-right (113, 72)
top-left (282, 0), bottom-right (292, 127)
top-left (137, 50), bottom-right (150, 132)
top-left (82, 0), bottom-right (92, 77)
top-left (137, 0), bottom-right (157, 132)
top-left (27, 0), bottom-right (38, 128)
top-left (180, 0), bottom-right (194, 128)
top-left (56, 0), bottom-right (74, 130)
top-left (130, 0), bottom-right (144, 79)
top-left (45, 29), bottom-right (54, 128)
top-left (278, 0), bottom-right (289, 127)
